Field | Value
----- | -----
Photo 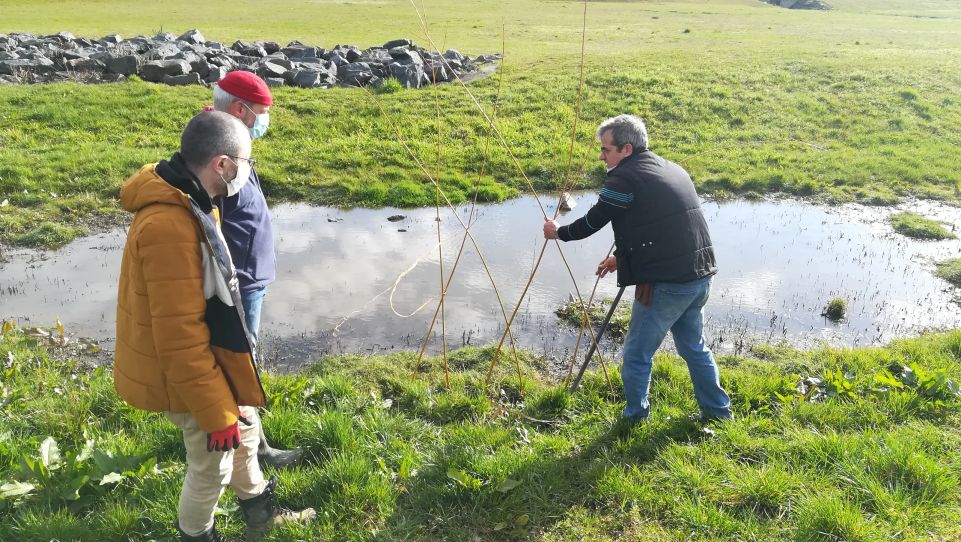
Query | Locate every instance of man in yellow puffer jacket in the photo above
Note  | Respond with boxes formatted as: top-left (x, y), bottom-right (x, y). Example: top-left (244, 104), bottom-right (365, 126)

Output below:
top-left (114, 111), bottom-right (314, 542)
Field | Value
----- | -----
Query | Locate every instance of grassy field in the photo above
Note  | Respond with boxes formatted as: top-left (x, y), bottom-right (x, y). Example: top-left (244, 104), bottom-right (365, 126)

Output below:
top-left (1, 0), bottom-right (961, 247)
top-left (1, 324), bottom-right (960, 541)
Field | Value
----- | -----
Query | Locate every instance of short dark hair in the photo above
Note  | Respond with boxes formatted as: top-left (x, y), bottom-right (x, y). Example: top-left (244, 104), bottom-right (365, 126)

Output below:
top-left (180, 111), bottom-right (249, 169)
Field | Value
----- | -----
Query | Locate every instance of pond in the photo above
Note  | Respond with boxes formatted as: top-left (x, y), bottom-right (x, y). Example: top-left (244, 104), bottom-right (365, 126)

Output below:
top-left (2, 194), bottom-right (960, 370)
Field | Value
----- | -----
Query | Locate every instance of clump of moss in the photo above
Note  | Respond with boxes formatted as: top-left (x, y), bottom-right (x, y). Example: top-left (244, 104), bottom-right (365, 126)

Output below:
top-left (822, 297), bottom-right (847, 322)
top-left (934, 258), bottom-right (961, 288)
top-left (890, 212), bottom-right (955, 240)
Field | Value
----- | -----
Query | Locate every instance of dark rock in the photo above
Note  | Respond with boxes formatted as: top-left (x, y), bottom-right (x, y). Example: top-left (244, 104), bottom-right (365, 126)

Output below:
top-left (423, 59), bottom-right (449, 82)
top-left (100, 34), bottom-right (123, 45)
top-left (0, 51), bottom-right (19, 61)
top-left (190, 58), bottom-right (212, 78)
top-left (256, 59), bottom-right (289, 78)
top-left (265, 77), bottom-right (285, 87)
top-left (232, 40), bottom-right (267, 58)
top-left (205, 66), bottom-right (229, 83)
top-left (0, 58), bottom-right (56, 76)
top-left (66, 58), bottom-right (105, 71)
top-left (387, 215), bottom-right (406, 222)
top-left (105, 54), bottom-right (140, 75)
top-left (0, 74), bottom-right (19, 84)
top-left (383, 38), bottom-right (412, 50)
top-left (140, 59), bottom-right (191, 82)
top-left (289, 68), bottom-right (335, 88)
top-left (177, 29), bottom-right (206, 45)
top-left (43, 31), bottom-right (76, 43)
top-left (59, 49), bottom-right (92, 61)
top-left (345, 47), bottom-right (362, 62)
top-left (762, 0), bottom-right (830, 8)
top-left (261, 41), bottom-right (281, 55)
top-left (208, 55), bottom-right (238, 69)
top-left (144, 42), bottom-right (181, 60)
top-left (227, 54), bottom-right (263, 68)
top-left (389, 50), bottom-right (423, 88)
top-left (292, 57), bottom-right (324, 67)
top-left (443, 49), bottom-right (464, 62)
top-left (327, 52), bottom-right (349, 66)
top-left (338, 62), bottom-right (373, 86)
top-left (359, 48), bottom-right (391, 65)
top-left (389, 46), bottom-right (415, 59)
top-left (162, 72), bottom-right (202, 86)
top-left (153, 32), bottom-right (177, 42)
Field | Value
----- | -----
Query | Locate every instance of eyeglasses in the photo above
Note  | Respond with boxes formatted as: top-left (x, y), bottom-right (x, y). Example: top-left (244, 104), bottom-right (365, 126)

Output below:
top-left (227, 155), bottom-right (258, 168)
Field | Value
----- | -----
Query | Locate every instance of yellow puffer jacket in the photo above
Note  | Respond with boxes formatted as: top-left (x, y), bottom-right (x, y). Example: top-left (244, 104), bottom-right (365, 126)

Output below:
top-left (114, 162), bottom-right (265, 433)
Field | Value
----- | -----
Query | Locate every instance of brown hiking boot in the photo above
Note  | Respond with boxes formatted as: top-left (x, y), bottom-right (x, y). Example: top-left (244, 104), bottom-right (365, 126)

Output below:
top-left (238, 475), bottom-right (316, 541)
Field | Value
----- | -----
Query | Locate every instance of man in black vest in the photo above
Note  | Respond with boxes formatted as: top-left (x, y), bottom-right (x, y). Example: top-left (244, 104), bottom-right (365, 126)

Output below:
top-left (544, 114), bottom-right (732, 422)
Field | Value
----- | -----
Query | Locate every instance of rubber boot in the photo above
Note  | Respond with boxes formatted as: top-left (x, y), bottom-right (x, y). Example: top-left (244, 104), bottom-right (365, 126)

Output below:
top-left (257, 423), bottom-right (304, 469)
top-left (175, 521), bottom-right (229, 542)
top-left (238, 475), bottom-right (316, 541)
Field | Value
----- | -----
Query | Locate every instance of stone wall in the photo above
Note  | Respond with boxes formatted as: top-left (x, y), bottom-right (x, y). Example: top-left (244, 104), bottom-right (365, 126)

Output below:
top-left (0, 30), bottom-right (500, 89)
top-left (761, 0), bottom-right (830, 9)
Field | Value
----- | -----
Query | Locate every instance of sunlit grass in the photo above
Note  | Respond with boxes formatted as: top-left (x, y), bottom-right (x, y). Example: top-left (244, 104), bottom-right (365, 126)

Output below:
top-left (1, 324), bottom-right (960, 540)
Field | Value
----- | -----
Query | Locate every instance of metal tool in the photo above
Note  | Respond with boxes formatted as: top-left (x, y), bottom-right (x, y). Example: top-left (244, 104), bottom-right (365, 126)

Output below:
top-left (570, 285), bottom-right (626, 392)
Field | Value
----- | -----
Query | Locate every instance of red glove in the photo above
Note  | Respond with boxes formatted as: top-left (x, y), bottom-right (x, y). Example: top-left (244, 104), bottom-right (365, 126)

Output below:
top-left (207, 421), bottom-right (241, 452)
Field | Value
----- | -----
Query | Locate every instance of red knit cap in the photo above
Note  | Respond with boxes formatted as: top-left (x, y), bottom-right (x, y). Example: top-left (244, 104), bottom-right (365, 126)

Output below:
top-left (217, 70), bottom-right (273, 106)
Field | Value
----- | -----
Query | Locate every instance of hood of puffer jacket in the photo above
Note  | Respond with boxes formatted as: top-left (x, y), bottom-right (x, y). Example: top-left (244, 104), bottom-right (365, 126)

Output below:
top-left (120, 152), bottom-right (216, 214)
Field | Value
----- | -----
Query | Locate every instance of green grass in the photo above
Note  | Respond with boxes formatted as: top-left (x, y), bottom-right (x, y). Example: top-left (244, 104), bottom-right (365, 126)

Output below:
top-left (556, 297), bottom-right (632, 340)
top-left (2, 0), bottom-right (961, 247)
top-left (890, 212), bottom-right (956, 240)
top-left (934, 258), bottom-right (961, 288)
top-left (1, 323), bottom-right (961, 540)
top-left (822, 297), bottom-right (847, 322)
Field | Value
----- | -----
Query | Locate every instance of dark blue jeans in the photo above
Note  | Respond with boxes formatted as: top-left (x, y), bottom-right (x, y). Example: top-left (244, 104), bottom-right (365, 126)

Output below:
top-left (620, 276), bottom-right (732, 420)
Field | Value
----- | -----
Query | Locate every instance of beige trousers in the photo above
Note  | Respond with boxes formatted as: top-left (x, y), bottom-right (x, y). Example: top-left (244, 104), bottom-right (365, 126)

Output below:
top-left (165, 406), bottom-right (267, 536)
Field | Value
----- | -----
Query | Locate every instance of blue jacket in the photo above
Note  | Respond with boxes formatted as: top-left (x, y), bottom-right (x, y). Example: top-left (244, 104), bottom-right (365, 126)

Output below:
top-left (221, 167), bottom-right (276, 293)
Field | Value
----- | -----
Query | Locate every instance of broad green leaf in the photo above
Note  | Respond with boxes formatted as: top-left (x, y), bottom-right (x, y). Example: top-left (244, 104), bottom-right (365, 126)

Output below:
top-left (0, 481), bottom-right (35, 499)
top-left (496, 479), bottom-right (522, 493)
top-left (446, 468), bottom-right (481, 489)
top-left (514, 514), bottom-right (530, 526)
top-left (40, 437), bottom-right (61, 469)
top-left (76, 439), bottom-right (95, 463)
top-left (99, 472), bottom-right (124, 485)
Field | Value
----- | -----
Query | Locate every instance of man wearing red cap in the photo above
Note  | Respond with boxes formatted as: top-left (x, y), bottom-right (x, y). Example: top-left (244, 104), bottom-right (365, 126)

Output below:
top-left (212, 71), bottom-right (303, 468)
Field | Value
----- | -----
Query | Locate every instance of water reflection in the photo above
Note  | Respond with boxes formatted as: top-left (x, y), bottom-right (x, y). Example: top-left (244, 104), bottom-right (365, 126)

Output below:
top-left (2, 195), bottom-right (960, 369)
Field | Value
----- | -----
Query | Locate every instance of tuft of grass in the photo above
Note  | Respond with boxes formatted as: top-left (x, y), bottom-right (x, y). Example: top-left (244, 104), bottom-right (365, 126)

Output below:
top-left (890, 212), bottom-right (955, 240)
top-left (793, 490), bottom-right (876, 542)
top-left (822, 297), bottom-right (847, 321)
top-left (555, 298), bottom-right (631, 340)
top-left (934, 258), bottom-right (961, 288)
top-left (373, 77), bottom-right (403, 94)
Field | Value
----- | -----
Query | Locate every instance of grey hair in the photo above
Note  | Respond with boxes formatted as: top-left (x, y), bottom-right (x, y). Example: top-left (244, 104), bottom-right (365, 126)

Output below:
top-left (212, 84), bottom-right (254, 112)
top-left (597, 114), bottom-right (649, 151)
top-left (180, 111), bottom-right (250, 169)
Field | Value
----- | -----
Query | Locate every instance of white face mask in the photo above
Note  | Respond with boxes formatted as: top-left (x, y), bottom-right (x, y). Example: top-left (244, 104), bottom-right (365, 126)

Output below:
top-left (221, 157), bottom-right (251, 197)
top-left (243, 102), bottom-right (270, 140)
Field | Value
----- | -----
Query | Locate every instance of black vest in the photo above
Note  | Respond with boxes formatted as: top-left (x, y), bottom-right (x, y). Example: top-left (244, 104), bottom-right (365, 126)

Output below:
top-left (610, 151), bottom-right (717, 286)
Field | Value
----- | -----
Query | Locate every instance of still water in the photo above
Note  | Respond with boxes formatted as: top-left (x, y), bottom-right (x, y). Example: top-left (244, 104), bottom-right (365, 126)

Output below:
top-left (2, 195), bottom-right (960, 368)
